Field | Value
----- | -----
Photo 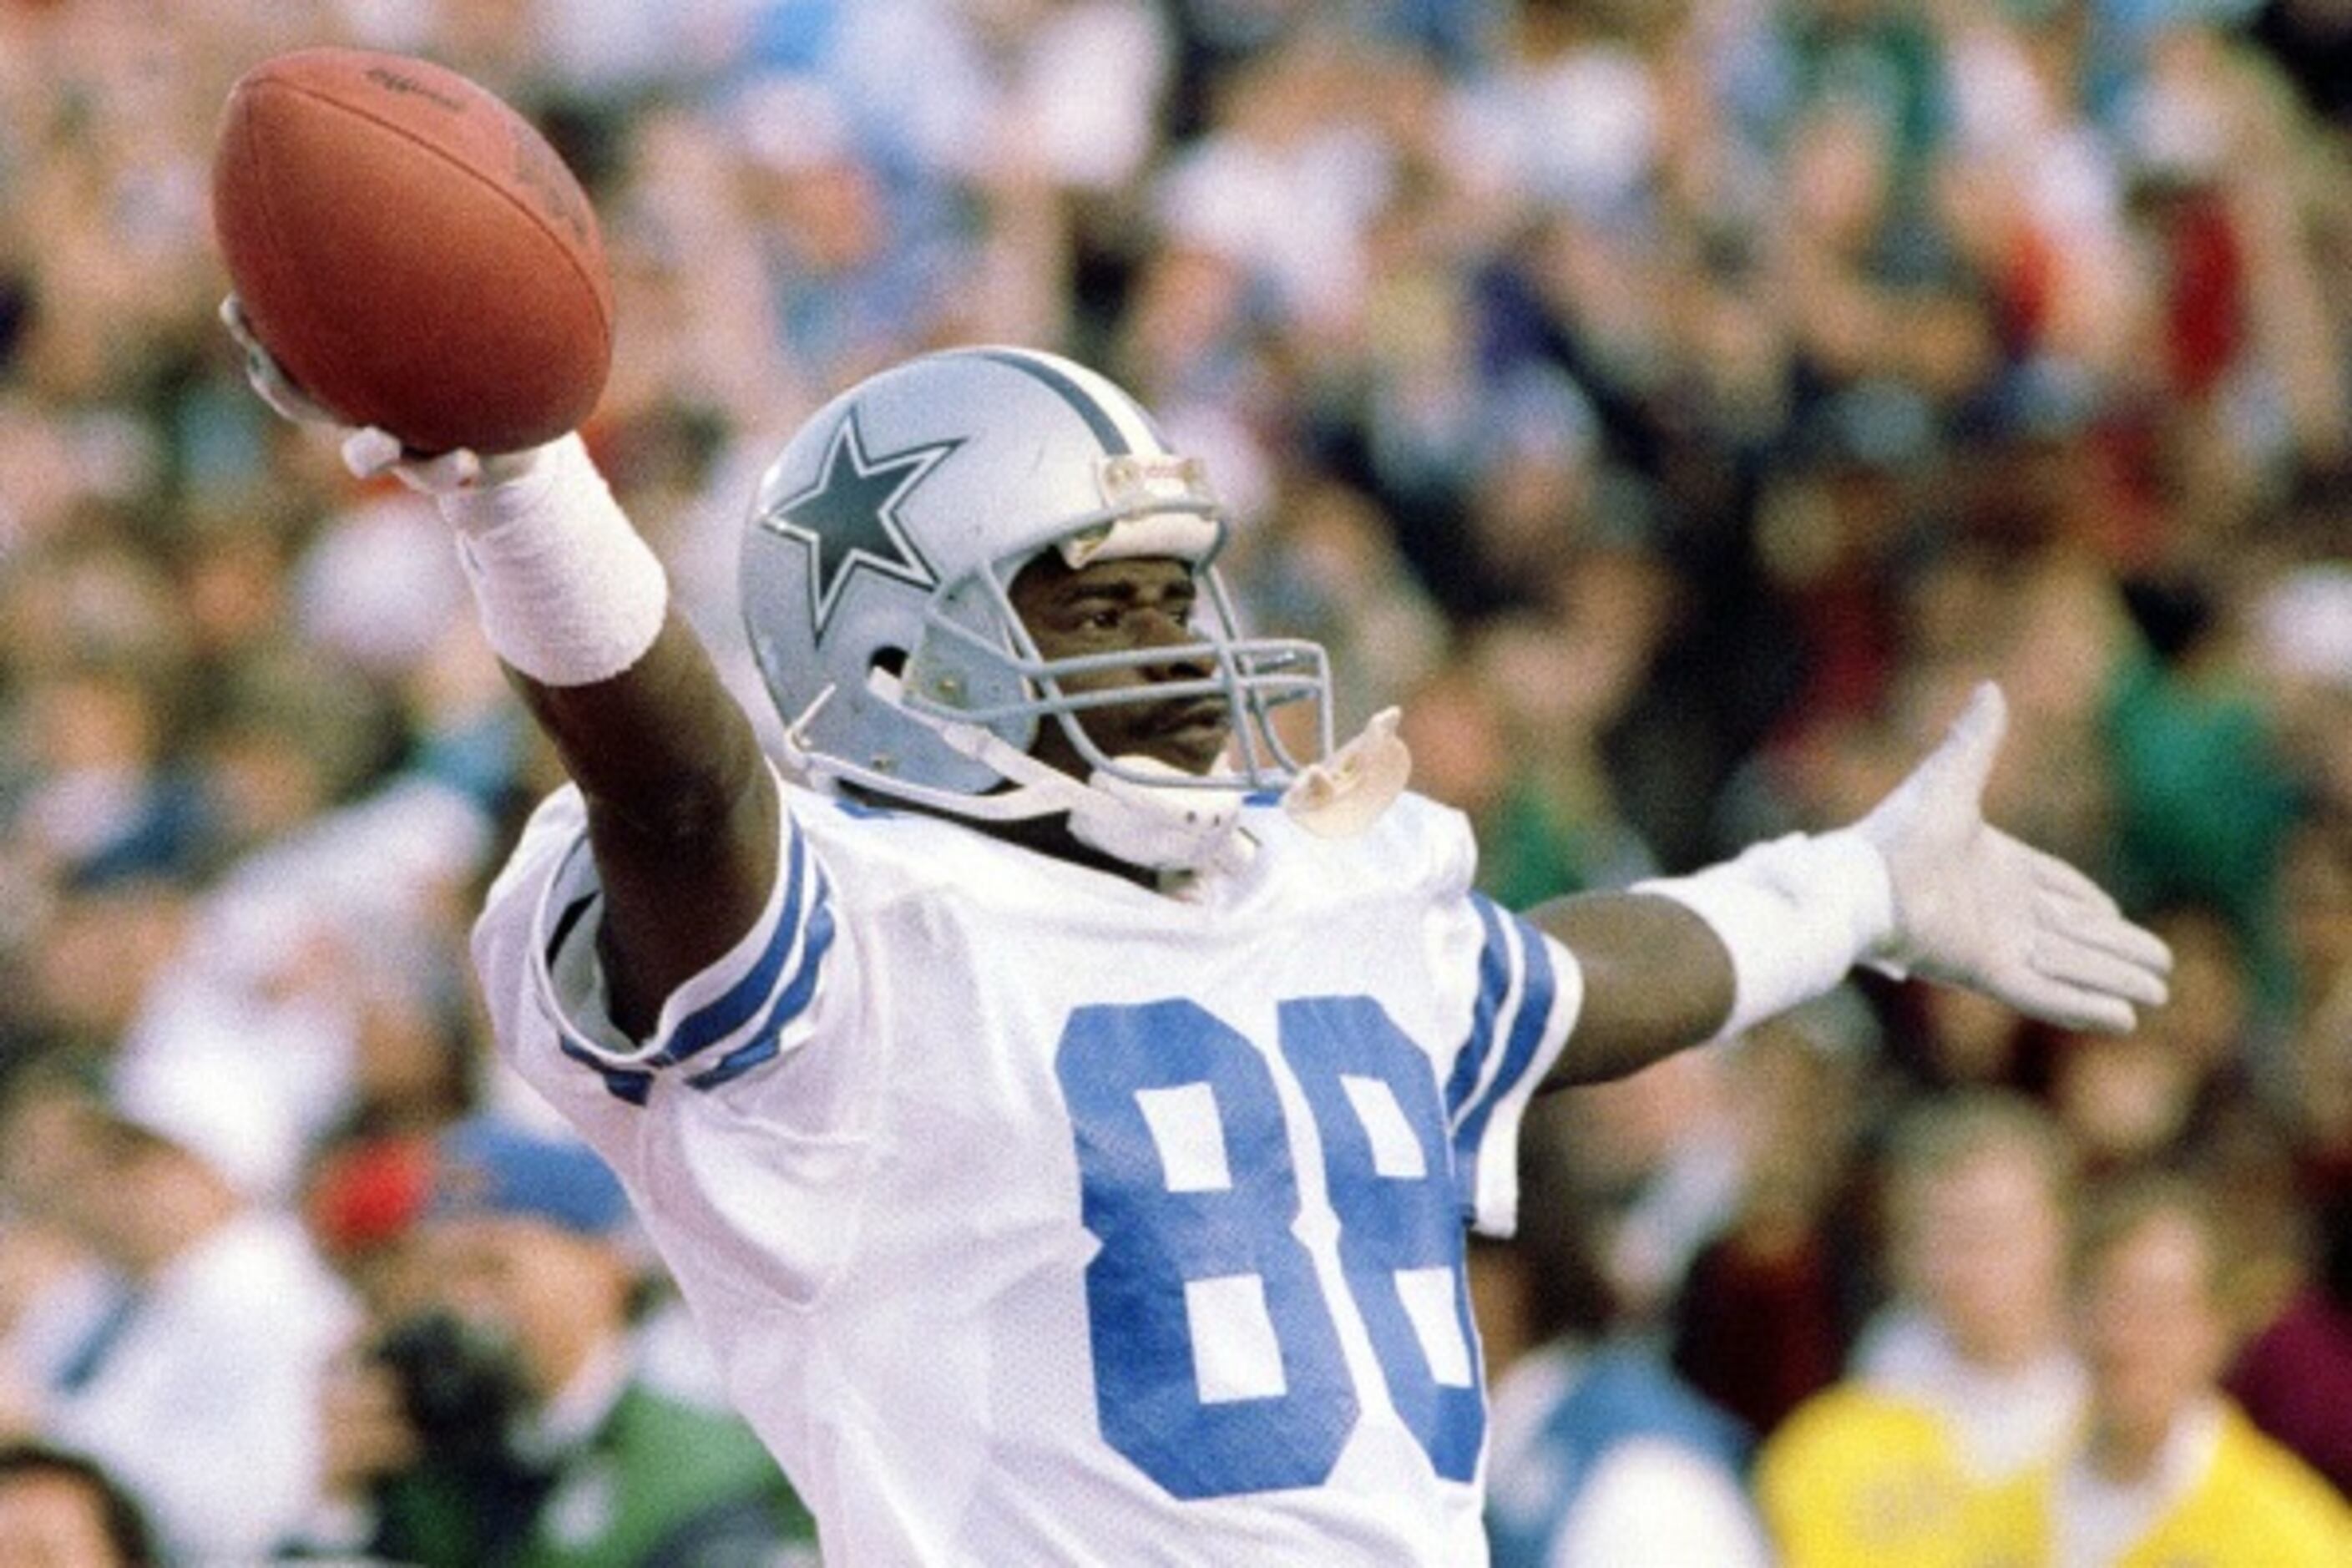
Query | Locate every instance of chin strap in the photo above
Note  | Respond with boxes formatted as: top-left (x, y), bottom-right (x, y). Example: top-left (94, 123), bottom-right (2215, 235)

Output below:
top-left (782, 680), bottom-right (1410, 876)
top-left (783, 676), bottom-right (1253, 874)
top-left (1007, 746), bottom-right (1252, 875)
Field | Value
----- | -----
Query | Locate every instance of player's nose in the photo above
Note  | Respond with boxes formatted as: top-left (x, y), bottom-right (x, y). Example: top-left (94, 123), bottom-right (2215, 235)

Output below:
top-left (1135, 614), bottom-right (1211, 680)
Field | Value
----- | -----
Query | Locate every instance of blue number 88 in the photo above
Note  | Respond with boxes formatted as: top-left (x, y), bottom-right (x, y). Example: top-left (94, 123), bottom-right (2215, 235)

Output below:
top-left (1057, 996), bottom-right (1481, 1500)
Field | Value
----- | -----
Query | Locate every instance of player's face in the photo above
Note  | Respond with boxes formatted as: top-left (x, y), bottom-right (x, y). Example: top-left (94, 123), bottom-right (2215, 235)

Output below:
top-left (1009, 554), bottom-right (1230, 778)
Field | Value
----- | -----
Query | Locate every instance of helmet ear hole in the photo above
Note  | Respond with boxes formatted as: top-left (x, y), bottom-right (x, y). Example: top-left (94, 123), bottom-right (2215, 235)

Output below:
top-left (865, 647), bottom-right (912, 703)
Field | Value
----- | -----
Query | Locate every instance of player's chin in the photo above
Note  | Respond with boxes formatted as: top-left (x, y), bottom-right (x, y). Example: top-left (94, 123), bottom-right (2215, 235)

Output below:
top-left (1142, 721), bottom-right (1232, 777)
top-left (1090, 698), bottom-right (1231, 776)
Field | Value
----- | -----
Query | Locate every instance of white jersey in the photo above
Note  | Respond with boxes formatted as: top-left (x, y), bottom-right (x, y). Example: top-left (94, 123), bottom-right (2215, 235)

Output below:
top-left (473, 769), bottom-right (1581, 1565)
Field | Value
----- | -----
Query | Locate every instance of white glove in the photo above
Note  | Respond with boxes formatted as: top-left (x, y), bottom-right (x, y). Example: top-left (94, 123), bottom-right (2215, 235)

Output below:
top-left (1855, 681), bottom-right (2172, 1034)
top-left (219, 296), bottom-right (549, 493)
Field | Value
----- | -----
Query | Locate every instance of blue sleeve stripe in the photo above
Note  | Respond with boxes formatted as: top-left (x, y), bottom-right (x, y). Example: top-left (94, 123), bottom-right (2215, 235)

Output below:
top-left (687, 873), bottom-right (837, 1091)
top-left (1479, 908), bottom-right (1558, 1123)
top-left (559, 1038), bottom-right (654, 1105)
top-left (1449, 898), bottom-right (1560, 1215)
top-left (654, 827), bottom-right (813, 1068)
top-left (542, 822), bottom-right (824, 1104)
top-left (1443, 898), bottom-right (1510, 1119)
top-left (543, 890), bottom-right (654, 1105)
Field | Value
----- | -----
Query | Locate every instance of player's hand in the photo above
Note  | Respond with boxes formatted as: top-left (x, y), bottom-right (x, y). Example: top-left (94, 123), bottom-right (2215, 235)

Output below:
top-left (1854, 681), bottom-right (2172, 1033)
top-left (220, 295), bottom-right (549, 493)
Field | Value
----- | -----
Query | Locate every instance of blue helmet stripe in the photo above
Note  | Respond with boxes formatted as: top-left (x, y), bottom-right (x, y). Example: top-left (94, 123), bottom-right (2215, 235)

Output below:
top-left (969, 347), bottom-right (1139, 455)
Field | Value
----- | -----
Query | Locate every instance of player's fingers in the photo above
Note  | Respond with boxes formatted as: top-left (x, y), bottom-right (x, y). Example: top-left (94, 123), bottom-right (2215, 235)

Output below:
top-left (342, 426), bottom-right (404, 480)
top-left (2071, 910), bottom-right (2173, 979)
top-left (400, 448), bottom-right (485, 492)
top-left (219, 296), bottom-right (281, 387)
top-left (2031, 886), bottom-right (2173, 976)
top-left (1996, 963), bottom-right (2141, 1034)
top-left (2031, 984), bottom-right (2139, 1036)
top-left (2029, 932), bottom-right (2172, 1010)
top-left (2030, 852), bottom-right (2122, 917)
top-left (243, 348), bottom-right (316, 423)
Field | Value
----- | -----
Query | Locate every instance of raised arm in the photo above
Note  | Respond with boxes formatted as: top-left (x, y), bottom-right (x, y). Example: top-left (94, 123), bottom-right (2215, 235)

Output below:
top-left (421, 441), bottom-right (782, 1038)
top-left (1530, 683), bottom-right (2174, 1089)
top-left (503, 605), bottom-right (780, 1039)
top-left (226, 302), bottom-right (778, 1037)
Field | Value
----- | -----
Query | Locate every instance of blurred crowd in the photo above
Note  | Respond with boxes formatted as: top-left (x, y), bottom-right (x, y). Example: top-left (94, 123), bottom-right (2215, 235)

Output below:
top-left (0, 0), bottom-right (2347, 1563)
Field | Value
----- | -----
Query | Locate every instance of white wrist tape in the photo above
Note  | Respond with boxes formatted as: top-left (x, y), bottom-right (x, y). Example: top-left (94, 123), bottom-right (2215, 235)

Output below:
top-left (1634, 829), bottom-right (1896, 1040)
top-left (442, 434), bottom-right (668, 686)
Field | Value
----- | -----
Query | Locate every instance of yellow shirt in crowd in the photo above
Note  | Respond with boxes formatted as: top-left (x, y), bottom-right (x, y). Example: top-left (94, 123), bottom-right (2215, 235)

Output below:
top-left (2039, 1401), bottom-right (2352, 1568)
top-left (1759, 1378), bottom-right (2352, 1568)
top-left (1756, 1383), bottom-right (2049, 1568)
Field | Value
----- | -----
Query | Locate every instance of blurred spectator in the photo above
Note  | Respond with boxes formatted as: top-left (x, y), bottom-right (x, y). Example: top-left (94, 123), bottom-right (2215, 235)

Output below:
top-left (2226, 1188), bottom-right (2352, 1500)
top-left (1, 880), bottom-right (191, 1066)
top-left (2252, 560), bottom-right (2352, 829)
top-left (1474, 1096), bottom-right (1772, 1568)
top-left (721, 73), bottom-right (975, 397)
top-left (2267, 840), bottom-right (2352, 1192)
top-left (3, 654), bottom-right (202, 892)
top-left (2041, 901), bottom-right (2261, 1176)
top-left (2039, 1169), bottom-right (2352, 1565)
top-left (2249, 0), bottom-right (2352, 126)
top-left (1148, 27), bottom-right (1404, 354)
top-left (89, 660), bottom-right (524, 1201)
top-left (1756, 1089), bottom-right (2082, 1566)
top-left (0, 1441), bottom-right (158, 1568)
top-left (0, 1213), bottom-right (110, 1420)
top-left (1672, 989), bottom-right (1887, 1439)
top-left (2107, 13), bottom-right (2348, 534)
top-left (2101, 573), bottom-right (2305, 1021)
top-left (0, 1057), bottom-right (361, 1565)
top-left (1456, 609), bottom-right (1665, 907)
top-left (1226, 471), bottom-right (1448, 746)
top-left (284, 1114), bottom-right (817, 1566)
top-left (1527, 1046), bottom-right (1747, 1334)
top-left (1753, 381), bottom-right (1941, 734)
top-left (1393, 656), bottom-right (1515, 820)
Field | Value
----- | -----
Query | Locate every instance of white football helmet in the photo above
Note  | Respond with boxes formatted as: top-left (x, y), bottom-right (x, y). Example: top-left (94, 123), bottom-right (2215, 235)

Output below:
top-left (741, 346), bottom-right (1391, 871)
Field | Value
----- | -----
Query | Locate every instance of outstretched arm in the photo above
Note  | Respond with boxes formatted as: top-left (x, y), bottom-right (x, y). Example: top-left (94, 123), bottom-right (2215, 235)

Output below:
top-left (226, 301), bottom-right (778, 1037)
top-left (1527, 893), bottom-right (1738, 1085)
top-left (1531, 683), bottom-right (2173, 1089)
top-left (506, 605), bottom-right (780, 1037)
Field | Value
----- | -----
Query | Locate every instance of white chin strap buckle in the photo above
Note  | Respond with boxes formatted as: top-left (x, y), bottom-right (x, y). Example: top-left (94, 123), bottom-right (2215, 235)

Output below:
top-left (1070, 755), bottom-right (1248, 873)
top-left (1282, 707), bottom-right (1410, 839)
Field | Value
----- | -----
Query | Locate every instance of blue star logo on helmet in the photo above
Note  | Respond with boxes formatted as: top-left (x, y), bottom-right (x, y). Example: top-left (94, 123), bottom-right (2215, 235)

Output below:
top-left (759, 412), bottom-right (960, 636)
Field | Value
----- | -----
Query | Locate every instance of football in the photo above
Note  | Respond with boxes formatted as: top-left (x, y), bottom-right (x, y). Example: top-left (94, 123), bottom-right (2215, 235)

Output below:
top-left (210, 47), bottom-right (613, 455)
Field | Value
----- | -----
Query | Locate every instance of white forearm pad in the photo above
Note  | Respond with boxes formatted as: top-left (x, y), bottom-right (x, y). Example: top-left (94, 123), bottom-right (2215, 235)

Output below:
top-left (1633, 829), bottom-right (1896, 1039)
top-left (443, 435), bottom-right (668, 686)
